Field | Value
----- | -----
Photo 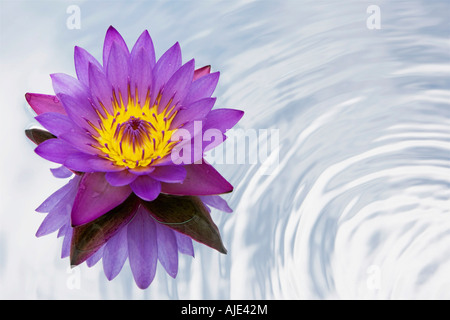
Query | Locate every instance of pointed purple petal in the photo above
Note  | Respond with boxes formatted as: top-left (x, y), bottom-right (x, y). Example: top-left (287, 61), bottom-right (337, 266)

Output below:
top-left (130, 175), bottom-right (161, 201)
top-left (35, 138), bottom-right (79, 164)
top-left (183, 72), bottom-right (220, 106)
top-left (158, 59), bottom-right (195, 114)
top-left (61, 226), bottom-right (73, 259)
top-left (130, 47), bottom-right (153, 106)
top-left (130, 30), bottom-right (156, 68)
top-left (57, 224), bottom-right (67, 238)
top-left (74, 46), bottom-right (103, 86)
top-left (86, 246), bottom-right (104, 267)
top-left (87, 157), bottom-right (124, 172)
top-left (25, 93), bottom-right (66, 115)
top-left (36, 177), bottom-right (80, 236)
top-left (204, 108), bottom-right (244, 134)
top-left (106, 42), bottom-right (130, 100)
top-left (103, 26), bottom-right (129, 69)
top-left (105, 169), bottom-right (138, 186)
top-left (36, 177), bottom-right (74, 213)
top-left (128, 166), bottom-right (155, 175)
top-left (149, 165), bottom-right (186, 183)
top-left (35, 112), bottom-right (78, 137)
top-left (155, 223), bottom-right (178, 278)
top-left (160, 162), bottom-right (233, 196)
top-left (130, 30), bottom-right (155, 105)
top-left (127, 206), bottom-right (157, 289)
top-left (199, 195), bottom-right (233, 213)
top-left (88, 63), bottom-right (114, 116)
top-left (170, 98), bottom-right (216, 129)
top-left (149, 42), bottom-right (182, 108)
top-left (64, 153), bottom-right (99, 172)
top-left (71, 172), bottom-right (132, 226)
top-left (102, 226), bottom-right (128, 280)
top-left (37, 206), bottom-right (69, 237)
top-left (175, 232), bottom-right (194, 257)
top-left (59, 130), bottom-right (101, 156)
top-left (64, 153), bottom-right (122, 173)
top-left (50, 165), bottom-right (73, 179)
top-left (51, 73), bottom-right (98, 134)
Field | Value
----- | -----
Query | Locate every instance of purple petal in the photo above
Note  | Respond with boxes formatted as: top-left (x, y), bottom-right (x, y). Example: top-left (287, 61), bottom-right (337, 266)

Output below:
top-left (204, 108), bottom-right (244, 133)
top-left (160, 162), bottom-right (233, 196)
top-left (128, 166), bottom-right (155, 175)
top-left (102, 226), bottom-right (128, 280)
top-left (86, 246), bottom-right (104, 267)
top-left (36, 177), bottom-right (75, 213)
top-left (158, 59), bottom-right (195, 114)
top-left (166, 118), bottom-right (204, 165)
top-left (36, 211), bottom-right (68, 238)
top-left (127, 206), bottom-right (157, 289)
top-left (149, 42), bottom-right (182, 109)
top-left (61, 226), bottom-right (73, 259)
top-left (57, 224), bottom-right (67, 238)
top-left (35, 139), bottom-right (79, 164)
top-left (130, 175), bottom-right (161, 201)
top-left (183, 72), bottom-right (220, 106)
top-left (193, 65), bottom-right (211, 81)
top-left (25, 93), bottom-right (66, 115)
top-left (88, 63), bottom-right (114, 116)
top-left (175, 232), bottom-right (194, 257)
top-left (170, 98), bottom-right (216, 129)
top-left (106, 42), bottom-right (130, 100)
top-left (50, 165), bottom-right (73, 179)
top-left (87, 157), bottom-right (124, 172)
top-left (130, 47), bottom-right (153, 107)
top-left (103, 26), bottom-right (129, 70)
top-left (130, 30), bottom-right (156, 68)
top-left (147, 153), bottom-right (174, 167)
top-left (155, 223), bottom-right (178, 278)
top-left (74, 46), bottom-right (103, 86)
top-left (201, 109), bottom-right (244, 153)
top-left (71, 172), bottom-right (132, 226)
top-left (130, 30), bottom-right (155, 105)
top-left (36, 177), bottom-right (80, 236)
top-left (149, 165), bottom-right (186, 183)
top-left (59, 130), bottom-right (101, 156)
top-left (51, 73), bottom-right (98, 134)
top-left (35, 112), bottom-right (77, 137)
top-left (64, 153), bottom-right (100, 172)
top-left (64, 153), bottom-right (122, 173)
top-left (57, 94), bottom-right (99, 136)
top-left (105, 169), bottom-right (138, 186)
top-left (199, 195), bottom-right (233, 213)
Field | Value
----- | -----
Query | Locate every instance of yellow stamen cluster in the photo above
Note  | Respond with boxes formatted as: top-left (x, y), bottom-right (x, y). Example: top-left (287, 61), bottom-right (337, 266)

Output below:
top-left (92, 90), bottom-right (178, 169)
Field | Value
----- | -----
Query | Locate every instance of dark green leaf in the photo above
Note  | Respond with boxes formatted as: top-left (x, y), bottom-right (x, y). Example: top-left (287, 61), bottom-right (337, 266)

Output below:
top-left (25, 128), bottom-right (56, 145)
top-left (70, 193), bottom-right (139, 266)
top-left (140, 194), bottom-right (227, 254)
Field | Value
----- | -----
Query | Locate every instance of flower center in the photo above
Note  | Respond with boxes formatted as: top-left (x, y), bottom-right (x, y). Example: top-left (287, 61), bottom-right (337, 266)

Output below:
top-left (91, 91), bottom-right (178, 169)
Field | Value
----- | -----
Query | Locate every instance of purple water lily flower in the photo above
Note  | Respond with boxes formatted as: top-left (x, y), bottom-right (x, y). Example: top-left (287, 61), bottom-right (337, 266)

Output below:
top-left (25, 26), bottom-right (243, 289)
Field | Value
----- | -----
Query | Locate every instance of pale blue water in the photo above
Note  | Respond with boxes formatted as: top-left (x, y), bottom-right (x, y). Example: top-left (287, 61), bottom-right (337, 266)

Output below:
top-left (1, 0), bottom-right (449, 299)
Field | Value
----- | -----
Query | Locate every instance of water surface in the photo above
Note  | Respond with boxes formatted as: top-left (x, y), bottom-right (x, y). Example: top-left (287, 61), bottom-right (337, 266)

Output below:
top-left (0, 0), bottom-right (449, 299)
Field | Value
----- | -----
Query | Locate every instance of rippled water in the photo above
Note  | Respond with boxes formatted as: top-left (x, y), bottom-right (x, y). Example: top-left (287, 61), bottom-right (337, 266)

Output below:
top-left (1, 0), bottom-right (449, 299)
